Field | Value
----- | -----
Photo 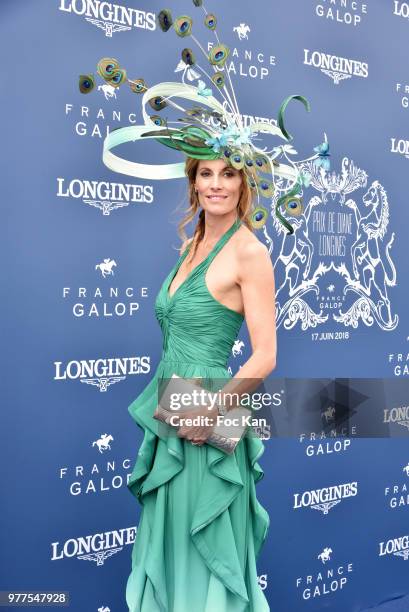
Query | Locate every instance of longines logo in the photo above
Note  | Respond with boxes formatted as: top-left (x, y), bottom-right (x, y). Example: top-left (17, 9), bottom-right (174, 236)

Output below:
top-left (62, 260), bottom-right (148, 318)
top-left (275, 158), bottom-right (398, 333)
top-left (59, 439), bottom-right (132, 495)
top-left (54, 356), bottom-right (150, 391)
top-left (384, 463), bottom-right (409, 509)
top-left (303, 49), bottom-right (368, 84)
top-left (200, 104), bottom-right (277, 131)
top-left (207, 41), bottom-right (276, 81)
top-left (393, 1), bottom-right (409, 19)
top-left (296, 547), bottom-right (354, 600)
top-left (58, 0), bottom-right (156, 37)
top-left (293, 482), bottom-right (358, 514)
top-left (314, 0), bottom-right (368, 26)
top-left (51, 526), bottom-right (136, 565)
top-left (383, 403), bottom-right (409, 426)
top-left (379, 534), bottom-right (409, 560)
top-left (390, 137), bottom-right (409, 159)
top-left (56, 177), bottom-right (153, 214)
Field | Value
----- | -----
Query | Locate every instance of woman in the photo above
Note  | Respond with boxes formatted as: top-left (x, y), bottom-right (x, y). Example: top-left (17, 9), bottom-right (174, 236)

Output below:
top-left (79, 10), bottom-right (323, 610)
top-left (125, 155), bottom-right (276, 612)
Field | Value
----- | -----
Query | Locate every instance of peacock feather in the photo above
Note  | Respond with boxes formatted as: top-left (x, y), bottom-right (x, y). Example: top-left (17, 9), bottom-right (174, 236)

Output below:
top-left (204, 14), bottom-right (217, 30)
top-left (208, 43), bottom-right (230, 67)
top-left (256, 177), bottom-right (275, 198)
top-left (253, 154), bottom-right (270, 173)
top-left (244, 155), bottom-right (255, 170)
top-left (157, 9), bottom-right (173, 32)
top-left (283, 196), bottom-right (303, 216)
top-left (148, 96), bottom-right (168, 111)
top-left (79, 74), bottom-right (95, 94)
top-left (211, 73), bottom-right (225, 88)
top-left (129, 78), bottom-right (147, 94)
top-left (174, 15), bottom-right (193, 37)
top-left (275, 180), bottom-right (303, 234)
top-left (97, 58), bottom-right (119, 80)
top-left (182, 48), bottom-right (196, 65)
top-left (186, 106), bottom-right (204, 117)
top-left (222, 147), bottom-right (232, 159)
top-left (230, 151), bottom-right (244, 170)
top-left (150, 115), bottom-right (166, 126)
top-left (109, 68), bottom-right (127, 87)
top-left (250, 206), bottom-right (268, 229)
top-left (246, 175), bottom-right (258, 189)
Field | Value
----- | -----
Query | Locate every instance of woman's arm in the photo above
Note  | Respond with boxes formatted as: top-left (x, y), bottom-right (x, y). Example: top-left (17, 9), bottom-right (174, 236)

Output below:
top-left (217, 240), bottom-right (277, 410)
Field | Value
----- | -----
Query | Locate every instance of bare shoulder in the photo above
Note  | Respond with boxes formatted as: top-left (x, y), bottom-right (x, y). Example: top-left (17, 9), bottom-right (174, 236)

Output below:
top-left (180, 236), bottom-right (194, 256)
top-left (236, 226), bottom-right (271, 264)
top-left (235, 225), bottom-right (272, 278)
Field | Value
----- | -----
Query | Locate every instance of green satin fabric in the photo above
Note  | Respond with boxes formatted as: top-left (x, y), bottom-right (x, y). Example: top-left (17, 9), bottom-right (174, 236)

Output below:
top-left (126, 218), bottom-right (270, 611)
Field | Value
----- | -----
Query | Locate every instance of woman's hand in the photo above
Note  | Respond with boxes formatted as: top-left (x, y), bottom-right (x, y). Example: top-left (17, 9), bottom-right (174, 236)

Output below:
top-left (177, 406), bottom-right (218, 446)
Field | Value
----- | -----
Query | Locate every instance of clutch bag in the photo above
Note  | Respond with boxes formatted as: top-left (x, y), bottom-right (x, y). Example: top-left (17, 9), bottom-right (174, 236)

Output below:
top-left (153, 373), bottom-right (251, 454)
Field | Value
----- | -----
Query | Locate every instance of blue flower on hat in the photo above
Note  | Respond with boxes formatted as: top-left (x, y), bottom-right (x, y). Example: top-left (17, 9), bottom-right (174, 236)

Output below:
top-left (205, 124), bottom-right (252, 153)
top-left (205, 132), bottom-right (229, 153)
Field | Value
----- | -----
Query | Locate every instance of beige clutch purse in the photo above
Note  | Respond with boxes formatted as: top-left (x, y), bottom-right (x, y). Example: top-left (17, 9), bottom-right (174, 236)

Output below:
top-left (153, 374), bottom-right (251, 454)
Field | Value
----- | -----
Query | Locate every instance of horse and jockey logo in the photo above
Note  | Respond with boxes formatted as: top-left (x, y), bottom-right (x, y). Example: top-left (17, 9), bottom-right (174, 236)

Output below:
top-left (233, 23), bottom-right (251, 40)
top-left (98, 83), bottom-right (117, 99)
top-left (318, 547), bottom-right (333, 564)
top-left (323, 405), bottom-right (336, 423)
top-left (92, 434), bottom-right (114, 453)
top-left (232, 339), bottom-right (245, 357)
top-left (96, 258), bottom-right (117, 278)
top-left (271, 157), bottom-right (398, 332)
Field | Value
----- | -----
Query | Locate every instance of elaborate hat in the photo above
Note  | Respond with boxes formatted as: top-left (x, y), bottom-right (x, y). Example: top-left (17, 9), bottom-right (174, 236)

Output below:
top-left (79, 1), bottom-right (330, 234)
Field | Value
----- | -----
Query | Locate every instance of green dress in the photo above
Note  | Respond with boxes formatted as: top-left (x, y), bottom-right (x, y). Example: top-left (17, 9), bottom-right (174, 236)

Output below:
top-left (126, 217), bottom-right (270, 611)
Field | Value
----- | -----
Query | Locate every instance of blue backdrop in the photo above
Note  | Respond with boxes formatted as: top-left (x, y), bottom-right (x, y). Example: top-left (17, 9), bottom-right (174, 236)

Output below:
top-left (2, 1), bottom-right (409, 610)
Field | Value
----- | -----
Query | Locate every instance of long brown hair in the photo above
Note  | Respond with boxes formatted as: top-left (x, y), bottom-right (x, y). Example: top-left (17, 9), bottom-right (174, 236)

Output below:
top-left (177, 157), bottom-right (255, 264)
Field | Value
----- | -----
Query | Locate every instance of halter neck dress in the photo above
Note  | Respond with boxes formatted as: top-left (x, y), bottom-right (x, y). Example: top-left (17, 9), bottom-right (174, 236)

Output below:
top-left (126, 217), bottom-right (270, 612)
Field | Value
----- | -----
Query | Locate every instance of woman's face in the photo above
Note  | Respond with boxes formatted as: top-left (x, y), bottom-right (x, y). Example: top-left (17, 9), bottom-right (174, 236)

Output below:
top-left (195, 159), bottom-right (242, 216)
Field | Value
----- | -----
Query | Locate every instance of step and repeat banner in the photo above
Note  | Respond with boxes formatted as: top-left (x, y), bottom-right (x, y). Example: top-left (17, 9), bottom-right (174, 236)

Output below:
top-left (2, 1), bottom-right (409, 610)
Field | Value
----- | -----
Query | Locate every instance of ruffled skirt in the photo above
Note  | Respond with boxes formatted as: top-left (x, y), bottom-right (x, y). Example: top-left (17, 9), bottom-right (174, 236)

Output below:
top-left (125, 359), bottom-right (270, 612)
